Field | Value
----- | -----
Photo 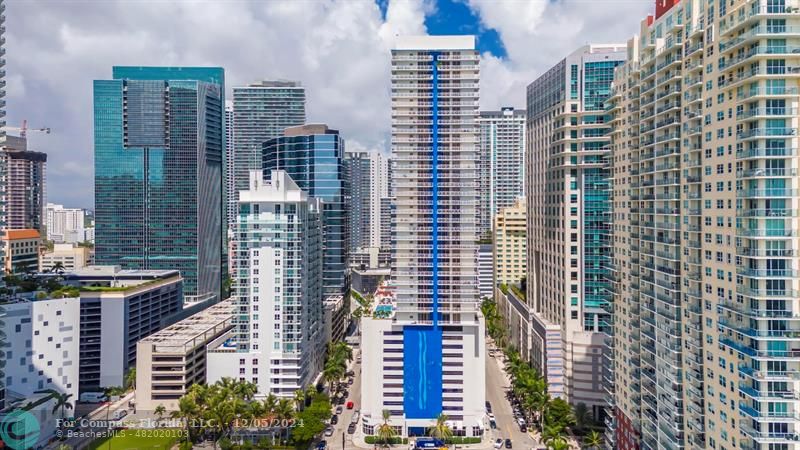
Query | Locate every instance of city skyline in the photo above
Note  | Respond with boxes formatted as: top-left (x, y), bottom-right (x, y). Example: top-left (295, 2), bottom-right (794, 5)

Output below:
top-left (4, 0), bottom-right (653, 209)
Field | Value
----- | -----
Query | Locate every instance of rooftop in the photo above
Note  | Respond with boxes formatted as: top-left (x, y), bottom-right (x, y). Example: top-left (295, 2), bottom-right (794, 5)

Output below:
top-left (140, 300), bottom-right (233, 352)
top-left (4, 229), bottom-right (41, 240)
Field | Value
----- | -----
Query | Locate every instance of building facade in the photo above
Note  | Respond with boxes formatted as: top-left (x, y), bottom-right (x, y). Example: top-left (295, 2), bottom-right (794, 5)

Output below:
top-left (526, 44), bottom-right (625, 419)
top-left (208, 170), bottom-right (324, 398)
top-left (478, 107), bottom-right (526, 237)
top-left (607, 1), bottom-right (800, 449)
top-left (0, 0), bottom-right (6, 409)
top-left (40, 243), bottom-right (91, 272)
top-left (2, 296), bottom-right (81, 401)
top-left (225, 100), bottom-right (235, 226)
top-left (45, 203), bottom-right (85, 244)
top-left (493, 197), bottom-right (527, 288)
top-left (263, 124), bottom-right (348, 298)
top-left (136, 300), bottom-right (233, 410)
top-left (0, 137), bottom-right (46, 233)
top-left (2, 229), bottom-right (40, 274)
top-left (360, 35), bottom-right (485, 437)
top-left (94, 66), bottom-right (224, 304)
top-left (344, 150), bottom-right (389, 251)
top-left (231, 80), bottom-right (305, 220)
top-left (62, 266), bottom-right (184, 392)
top-left (478, 244), bottom-right (493, 300)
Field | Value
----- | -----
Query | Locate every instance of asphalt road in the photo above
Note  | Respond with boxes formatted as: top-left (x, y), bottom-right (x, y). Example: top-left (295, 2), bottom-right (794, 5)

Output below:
top-left (325, 347), bottom-right (362, 450)
top-left (484, 342), bottom-right (539, 450)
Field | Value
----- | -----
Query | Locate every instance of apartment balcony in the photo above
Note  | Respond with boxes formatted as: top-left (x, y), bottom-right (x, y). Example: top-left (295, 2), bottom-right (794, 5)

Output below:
top-left (738, 106), bottom-right (800, 121)
top-left (737, 188), bottom-right (798, 198)
top-left (721, 0), bottom-right (800, 36)
top-left (736, 228), bottom-right (797, 238)
top-left (741, 425), bottom-right (800, 444)
top-left (738, 127), bottom-right (798, 140)
top-left (739, 364), bottom-right (800, 381)
top-left (722, 337), bottom-right (800, 359)
top-left (740, 404), bottom-right (800, 422)
top-left (739, 208), bottom-right (799, 218)
top-left (718, 298), bottom-right (800, 319)
top-left (720, 25), bottom-right (800, 52)
top-left (719, 317), bottom-right (800, 340)
top-left (738, 285), bottom-right (800, 299)
top-left (737, 266), bottom-right (798, 278)
top-left (737, 146), bottom-right (798, 159)
top-left (740, 384), bottom-right (800, 401)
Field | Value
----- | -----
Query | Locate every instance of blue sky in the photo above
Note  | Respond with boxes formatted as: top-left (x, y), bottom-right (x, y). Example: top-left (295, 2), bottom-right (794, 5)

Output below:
top-left (376, 0), bottom-right (507, 58)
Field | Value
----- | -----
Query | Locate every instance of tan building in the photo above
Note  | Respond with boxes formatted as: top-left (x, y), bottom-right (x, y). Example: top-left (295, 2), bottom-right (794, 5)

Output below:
top-left (526, 44), bottom-right (626, 420)
top-left (39, 243), bottom-right (91, 272)
top-left (493, 197), bottom-right (527, 288)
top-left (607, 1), bottom-right (800, 449)
top-left (136, 300), bottom-right (234, 411)
top-left (2, 229), bottom-right (40, 274)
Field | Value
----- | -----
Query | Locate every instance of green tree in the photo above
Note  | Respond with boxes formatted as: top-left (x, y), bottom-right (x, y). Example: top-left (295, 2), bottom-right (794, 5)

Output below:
top-left (376, 410), bottom-right (397, 447)
top-left (427, 413), bottom-right (452, 440)
top-left (572, 402), bottom-right (590, 433)
top-left (124, 367), bottom-right (136, 391)
top-left (545, 398), bottom-right (575, 430)
top-left (294, 389), bottom-right (306, 411)
top-left (37, 389), bottom-right (73, 420)
top-left (291, 394), bottom-right (330, 444)
top-left (546, 437), bottom-right (570, 450)
top-left (48, 261), bottom-right (66, 275)
top-left (154, 404), bottom-right (167, 426)
top-left (583, 430), bottom-right (603, 450)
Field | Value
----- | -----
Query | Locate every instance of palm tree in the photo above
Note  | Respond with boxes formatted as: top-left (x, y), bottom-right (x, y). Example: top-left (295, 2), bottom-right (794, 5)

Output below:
top-left (275, 399), bottom-right (295, 442)
top-left (124, 368), bottom-right (136, 392)
top-left (572, 403), bottom-right (591, 433)
top-left (546, 438), bottom-right (570, 450)
top-left (323, 360), bottom-right (345, 394)
top-left (583, 430), bottom-right (603, 450)
top-left (171, 395), bottom-right (201, 442)
top-left (37, 389), bottom-right (73, 420)
top-left (427, 413), bottom-right (453, 441)
top-left (376, 410), bottom-right (397, 447)
top-left (49, 261), bottom-right (66, 275)
top-left (293, 389), bottom-right (306, 411)
top-left (234, 380), bottom-right (258, 401)
top-left (263, 393), bottom-right (279, 421)
top-left (541, 425), bottom-right (564, 448)
top-left (154, 404), bottom-right (167, 427)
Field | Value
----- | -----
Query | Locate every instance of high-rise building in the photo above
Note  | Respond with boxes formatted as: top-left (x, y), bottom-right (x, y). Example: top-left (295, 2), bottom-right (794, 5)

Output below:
top-left (0, 136), bottom-right (46, 233)
top-left (607, 1), bottom-right (800, 449)
top-left (207, 170), bottom-right (324, 397)
top-left (93, 66), bottom-right (224, 304)
top-left (478, 244), bottom-right (493, 300)
top-left (45, 202), bottom-right (85, 243)
top-left (360, 35), bottom-right (485, 437)
top-left (478, 107), bottom-right (526, 237)
top-left (380, 196), bottom-right (393, 251)
top-left (231, 80), bottom-right (305, 219)
top-left (263, 124), bottom-right (348, 298)
top-left (0, 0), bottom-right (7, 410)
top-left (493, 197), bottom-right (526, 288)
top-left (225, 101), bottom-right (235, 226)
top-left (526, 44), bottom-right (625, 419)
top-left (344, 150), bottom-right (389, 251)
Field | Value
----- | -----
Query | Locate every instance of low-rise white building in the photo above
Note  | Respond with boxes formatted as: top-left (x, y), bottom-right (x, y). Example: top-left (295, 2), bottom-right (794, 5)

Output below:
top-left (3, 296), bottom-right (81, 401)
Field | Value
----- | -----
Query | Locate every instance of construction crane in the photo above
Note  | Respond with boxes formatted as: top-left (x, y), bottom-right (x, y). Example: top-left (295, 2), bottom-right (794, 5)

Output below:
top-left (3, 119), bottom-right (51, 138)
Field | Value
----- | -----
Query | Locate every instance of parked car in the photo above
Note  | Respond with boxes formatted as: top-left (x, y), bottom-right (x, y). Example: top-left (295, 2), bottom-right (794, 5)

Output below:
top-left (112, 409), bottom-right (127, 420)
top-left (346, 401), bottom-right (354, 409)
top-left (317, 441), bottom-right (328, 450)
top-left (351, 411), bottom-right (360, 424)
top-left (330, 415), bottom-right (339, 425)
top-left (324, 426), bottom-right (334, 437)
top-left (335, 406), bottom-right (343, 414)
top-left (487, 413), bottom-right (495, 421)
top-left (79, 392), bottom-right (107, 403)
top-left (347, 423), bottom-right (357, 434)
top-left (519, 424), bottom-right (527, 433)
top-left (505, 439), bottom-right (512, 449)
top-left (489, 420), bottom-right (497, 429)
top-left (494, 439), bottom-right (503, 449)
top-left (485, 401), bottom-right (492, 413)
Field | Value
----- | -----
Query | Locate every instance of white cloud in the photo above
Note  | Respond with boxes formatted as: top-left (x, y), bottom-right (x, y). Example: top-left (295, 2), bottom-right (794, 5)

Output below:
top-left (6, 0), bottom-right (655, 208)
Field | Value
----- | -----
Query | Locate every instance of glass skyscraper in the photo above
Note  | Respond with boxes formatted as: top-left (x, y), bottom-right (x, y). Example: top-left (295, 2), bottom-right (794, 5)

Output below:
top-left (93, 66), bottom-right (224, 303)
top-left (231, 81), bottom-right (305, 223)
top-left (262, 124), bottom-right (347, 298)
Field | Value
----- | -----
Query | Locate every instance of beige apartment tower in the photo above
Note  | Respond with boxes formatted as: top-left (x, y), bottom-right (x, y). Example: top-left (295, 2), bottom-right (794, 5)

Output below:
top-left (607, 1), bottom-right (800, 450)
top-left (493, 197), bottom-right (527, 288)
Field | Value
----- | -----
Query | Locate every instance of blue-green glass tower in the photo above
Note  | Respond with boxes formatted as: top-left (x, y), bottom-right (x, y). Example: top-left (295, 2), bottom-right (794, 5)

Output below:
top-left (262, 124), bottom-right (348, 297)
top-left (94, 66), bottom-right (224, 303)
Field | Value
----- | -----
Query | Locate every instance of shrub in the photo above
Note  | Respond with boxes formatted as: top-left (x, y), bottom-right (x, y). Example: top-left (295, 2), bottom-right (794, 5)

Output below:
top-left (364, 436), bottom-right (408, 445)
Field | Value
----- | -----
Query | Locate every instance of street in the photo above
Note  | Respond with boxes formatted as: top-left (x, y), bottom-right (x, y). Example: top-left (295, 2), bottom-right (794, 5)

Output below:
top-left (325, 348), bottom-right (363, 450)
top-left (484, 342), bottom-right (539, 450)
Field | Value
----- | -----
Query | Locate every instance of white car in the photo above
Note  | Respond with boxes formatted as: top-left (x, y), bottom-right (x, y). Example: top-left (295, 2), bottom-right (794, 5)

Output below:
top-left (324, 426), bottom-right (334, 437)
top-left (494, 439), bottom-right (503, 449)
top-left (487, 413), bottom-right (496, 421)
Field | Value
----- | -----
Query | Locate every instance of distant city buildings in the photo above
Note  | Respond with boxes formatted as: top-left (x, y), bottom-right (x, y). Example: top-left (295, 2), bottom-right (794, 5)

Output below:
top-left (361, 35), bottom-right (485, 438)
top-left (0, 136), bottom-right (47, 233)
top-left (478, 107), bottom-right (525, 238)
top-left (478, 244), bottom-right (493, 300)
top-left (344, 150), bottom-right (389, 251)
top-left (225, 100), bottom-right (235, 226)
top-left (94, 66), bottom-right (224, 304)
top-left (45, 203), bottom-right (87, 243)
top-left (526, 44), bottom-right (625, 419)
top-left (136, 299), bottom-right (234, 410)
top-left (208, 170), bottom-right (324, 397)
top-left (40, 243), bottom-right (92, 272)
top-left (263, 124), bottom-right (348, 298)
top-left (231, 80), bottom-right (305, 222)
top-left (493, 197), bottom-right (526, 287)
